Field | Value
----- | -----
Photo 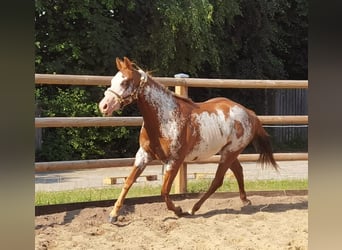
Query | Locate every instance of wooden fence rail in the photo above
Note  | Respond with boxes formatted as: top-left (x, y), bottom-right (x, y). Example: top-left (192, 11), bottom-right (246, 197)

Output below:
top-left (35, 115), bottom-right (308, 128)
top-left (35, 74), bottom-right (308, 88)
top-left (35, 74), bottom-right (308, 193)
top-left (35, 153), bottom-right (308, 172)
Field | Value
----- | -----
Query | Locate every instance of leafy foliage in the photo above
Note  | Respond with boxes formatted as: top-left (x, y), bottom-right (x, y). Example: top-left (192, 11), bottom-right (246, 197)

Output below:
top-left (35, 86), bottom-right (139, 161)
top-left (35, 0), bottom-right (307, 161)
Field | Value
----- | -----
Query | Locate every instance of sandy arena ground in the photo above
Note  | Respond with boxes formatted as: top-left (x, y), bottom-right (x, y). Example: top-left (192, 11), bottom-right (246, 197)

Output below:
top-left (35, 194), bottom-right (308, 250)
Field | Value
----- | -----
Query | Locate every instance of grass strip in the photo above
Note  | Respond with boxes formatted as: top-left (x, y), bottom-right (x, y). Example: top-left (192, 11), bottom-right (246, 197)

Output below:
top-left (35, 179), bottom-right (307, 206)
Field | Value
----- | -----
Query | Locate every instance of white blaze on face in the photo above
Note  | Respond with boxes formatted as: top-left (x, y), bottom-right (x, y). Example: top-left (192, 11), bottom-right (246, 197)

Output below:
top-left (143, 85), bottom-right (182, 157)
top-left (99, 72), bottom-right (129, 115)
top-left (109, 72), bottom-right (127, 95)
top-left (185, 105), bottom-right (252, 161)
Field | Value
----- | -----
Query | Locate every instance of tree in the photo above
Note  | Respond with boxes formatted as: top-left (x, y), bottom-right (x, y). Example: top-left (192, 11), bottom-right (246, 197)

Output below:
top-left (35, 0), bottom-right (139, 161)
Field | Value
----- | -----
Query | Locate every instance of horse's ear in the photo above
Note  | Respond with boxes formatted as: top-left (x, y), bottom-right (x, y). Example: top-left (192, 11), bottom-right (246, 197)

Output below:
top-left (123, 57), bottom-right (132, 70)
top-left (115, 57), bottom-right (123, 71)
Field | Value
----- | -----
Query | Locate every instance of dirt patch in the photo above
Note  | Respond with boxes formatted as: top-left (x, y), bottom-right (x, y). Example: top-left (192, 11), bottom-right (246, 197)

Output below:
top-left (35, 195), bottom-right (308, 250)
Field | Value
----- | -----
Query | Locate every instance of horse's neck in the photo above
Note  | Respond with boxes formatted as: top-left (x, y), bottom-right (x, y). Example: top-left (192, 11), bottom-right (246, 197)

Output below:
top-left (138, 78), bottom-right (179, 129)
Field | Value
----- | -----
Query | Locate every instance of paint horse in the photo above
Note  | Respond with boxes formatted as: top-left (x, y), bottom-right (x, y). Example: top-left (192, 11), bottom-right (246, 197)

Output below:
top-left (99, 57), bottom-right (278, 223)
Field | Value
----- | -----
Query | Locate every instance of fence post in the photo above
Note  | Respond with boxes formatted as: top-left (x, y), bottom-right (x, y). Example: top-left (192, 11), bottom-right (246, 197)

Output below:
top-left (35, 103), bottom-right (42, 150)
top-left (174, 73), bottom-right (189, 194)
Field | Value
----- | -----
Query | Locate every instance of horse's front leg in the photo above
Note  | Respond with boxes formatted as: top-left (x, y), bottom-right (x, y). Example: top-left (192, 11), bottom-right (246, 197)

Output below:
top-left (108, 147), bottom-right (151, 223)
top-left (161, 161), bottom-right (184, 217)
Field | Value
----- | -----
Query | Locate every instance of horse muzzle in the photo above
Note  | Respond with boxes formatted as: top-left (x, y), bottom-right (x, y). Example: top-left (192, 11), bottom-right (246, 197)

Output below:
top-left (99, 97), bottom-right (120, 116)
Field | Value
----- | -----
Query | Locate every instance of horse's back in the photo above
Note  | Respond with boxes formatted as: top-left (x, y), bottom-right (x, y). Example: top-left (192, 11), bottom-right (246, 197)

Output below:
top-left (195, 97), bottom-right (254, 117)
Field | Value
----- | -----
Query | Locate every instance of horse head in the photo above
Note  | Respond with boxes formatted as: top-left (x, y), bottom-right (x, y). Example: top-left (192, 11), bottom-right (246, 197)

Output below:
top-left (99, 57), bottom-right (147, 116)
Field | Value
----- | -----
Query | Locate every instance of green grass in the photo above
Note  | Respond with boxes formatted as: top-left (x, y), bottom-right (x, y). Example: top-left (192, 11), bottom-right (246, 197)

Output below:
top-left (35, 185), bottom-right (162, 206)
top-left (187, 179), bottom-right (308, 193)
top-left (35, 179), bottom-right (308, 206)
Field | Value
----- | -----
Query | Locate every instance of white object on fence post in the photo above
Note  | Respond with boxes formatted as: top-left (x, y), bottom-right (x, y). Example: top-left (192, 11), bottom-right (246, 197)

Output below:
top-left (174, 73), bottom-right (189, 194)
top-left (174, 73), bottom-right (190, 78)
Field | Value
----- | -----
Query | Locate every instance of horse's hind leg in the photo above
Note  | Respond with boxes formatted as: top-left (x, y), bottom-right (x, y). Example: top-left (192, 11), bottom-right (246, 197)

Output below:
top-left (188, 154), bottom-right (238, 215)
top-left (230, 159), bottom-right (251, 206)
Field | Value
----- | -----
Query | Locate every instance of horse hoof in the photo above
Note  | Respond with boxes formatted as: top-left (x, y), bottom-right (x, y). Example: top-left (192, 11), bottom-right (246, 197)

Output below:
top-left (242, 199), bottom-right (252, 206)
top-left (187, 209), bottom-right (195, 215)
top-left (174, 206), bottom-right (183, 217)
top-left (108, 216), bottom-right (118, 224)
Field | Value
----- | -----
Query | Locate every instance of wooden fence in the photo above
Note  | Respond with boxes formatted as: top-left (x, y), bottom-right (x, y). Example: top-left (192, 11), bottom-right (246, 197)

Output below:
top-left (35, 74), bottom-right (308, 193)
top-left (274, 89), bottom-right (308, 143)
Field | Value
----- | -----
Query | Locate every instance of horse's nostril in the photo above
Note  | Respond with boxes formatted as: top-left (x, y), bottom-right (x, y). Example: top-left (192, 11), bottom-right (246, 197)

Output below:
top-left (103, 104), bottom-right (108, 110)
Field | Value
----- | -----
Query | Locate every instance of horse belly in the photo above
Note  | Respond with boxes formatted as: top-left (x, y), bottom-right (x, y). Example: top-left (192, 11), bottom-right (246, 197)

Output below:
top-left (185, 138), bottom-right (226, 161)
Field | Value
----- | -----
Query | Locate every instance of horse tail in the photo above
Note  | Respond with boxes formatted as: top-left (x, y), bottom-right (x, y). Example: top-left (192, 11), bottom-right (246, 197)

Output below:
top-left (252, 118), bottom-right (279, 170)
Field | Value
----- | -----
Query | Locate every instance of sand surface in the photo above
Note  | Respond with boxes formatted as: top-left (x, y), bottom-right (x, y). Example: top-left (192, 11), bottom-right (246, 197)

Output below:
top-left (35, 194), bottom-right (307, 249)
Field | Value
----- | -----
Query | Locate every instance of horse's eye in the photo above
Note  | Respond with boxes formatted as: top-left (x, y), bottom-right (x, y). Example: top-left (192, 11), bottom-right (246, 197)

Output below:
top-left (121, 80), bottom-right (130, 87)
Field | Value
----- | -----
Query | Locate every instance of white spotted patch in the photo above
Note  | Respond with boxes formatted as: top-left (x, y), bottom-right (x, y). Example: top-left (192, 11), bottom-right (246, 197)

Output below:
top-left (226, 105), bottom-right (252, 151)
top-left (164, 161), bottom-right (174, 171)
top-left (185, 105), bottom-right (253, 161)
top-left (185, 109), bottom-right (233, 161)
top-left (134, 147), bottom-right (152, 169)
top-left (143, 85), bottom-right (183, 156)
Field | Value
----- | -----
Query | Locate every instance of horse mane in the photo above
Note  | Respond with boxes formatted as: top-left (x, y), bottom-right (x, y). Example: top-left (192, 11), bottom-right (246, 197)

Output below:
top-left (146, 71), bottom-right (199, 108)
top-left (131, 62), bottom-right (198, 108)
top-left (173, 93), bottom-right (199, 107)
